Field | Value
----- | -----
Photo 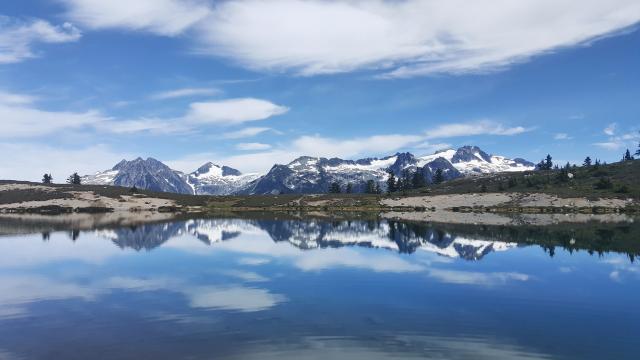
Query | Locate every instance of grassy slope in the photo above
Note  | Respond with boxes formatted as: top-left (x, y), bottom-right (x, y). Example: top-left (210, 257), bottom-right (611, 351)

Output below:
top-left (2, 160), bottom-right (638, 211)
top-left (404, 160), bottom-right (640, 200)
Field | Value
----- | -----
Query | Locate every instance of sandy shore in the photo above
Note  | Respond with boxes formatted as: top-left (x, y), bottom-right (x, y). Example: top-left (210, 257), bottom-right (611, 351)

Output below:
top-left (381, 193), bottom-right (635, 210)
top-left (0, 184), bottom-right (178, 212)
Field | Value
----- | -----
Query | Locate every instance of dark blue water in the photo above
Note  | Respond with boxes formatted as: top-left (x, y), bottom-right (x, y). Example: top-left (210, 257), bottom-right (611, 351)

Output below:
top-left (0, 218), bottom-right (638, 359)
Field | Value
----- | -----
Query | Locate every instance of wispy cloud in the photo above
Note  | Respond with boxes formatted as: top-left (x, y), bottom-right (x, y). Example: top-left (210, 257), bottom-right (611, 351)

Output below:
top-left (593, 127), bottom-right (639, 151)
top-left (425, 120), bottom-right (531, 139)
top-left (235, 142), bottom-right (272, 151)
top-left (604, 123), bottom-right (617, 136)
top-left (0, 90), bottom-right (289, 137)
top-left (150, 87), bottom-right (221, 100)
top-left (222, 127), bottom-right (273, 139)
top-left (554, 133), bottom-right (572, 140)
top-left (58, 0), bottom-right (640, 77)
top-left (184, 98), bottom-right (289, 125)
top-left (0, 16), bottom-right (81, 64)
top-left (60, 0), bottom-right (210, 36)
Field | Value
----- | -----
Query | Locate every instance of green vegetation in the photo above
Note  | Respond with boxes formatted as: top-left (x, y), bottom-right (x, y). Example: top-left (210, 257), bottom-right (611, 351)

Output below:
top-left (406, 159), bottom-right (640, 200)
top-left (41, 173), bottom-right (52, 184)
top-left (66, 172), bottom-right (81, 185)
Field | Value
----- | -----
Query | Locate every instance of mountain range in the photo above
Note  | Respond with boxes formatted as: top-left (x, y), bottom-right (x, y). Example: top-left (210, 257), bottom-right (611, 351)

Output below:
top-left (82, 146), bottom-right (534, 195)
top-left (95, 218), bottom-right (519, 260)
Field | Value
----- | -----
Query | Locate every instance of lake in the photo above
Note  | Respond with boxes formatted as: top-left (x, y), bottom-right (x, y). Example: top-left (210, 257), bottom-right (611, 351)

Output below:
top-left (0, 216), bottom-right (639, 359)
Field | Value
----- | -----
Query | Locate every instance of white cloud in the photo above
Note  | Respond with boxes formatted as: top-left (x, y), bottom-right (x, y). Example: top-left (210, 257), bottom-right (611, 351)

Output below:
top-left (222, 126), bottom-right (273, 139)
top-left (0, 16), bottom-right (81, 64)
top-left (291, 134), bottom-right (423, 159)
top-left (604, 123), bottom-right (617, 136)
top-left (0, 90), bottom-right (288, 138)
top-left (185, 98), bottom-right (289, 125)
top-left (0, 90), bottom-right (37, 105)
top-left (593, 129), bottom-right (639, 151)
top-left (61, 0), bottom-right (211, 36)
top-left (236, 142), bottom-right (272, 151)
top-left (424, 120), bottom-right (530, 139)
top-left (195, 0), bottom-right (640, 77)
top-left (414, 141), bottom-right (452, 153)
top-left (0, 103), bottom-right (107, 138)
top-left (58, 1), bottom-right (640, 77)
top-left (593, 141), bottom-right (623, 150)
top-left (150, 87), bottom-right (221, 100)
top-left (0, 142), bottom-right (130, 182)
top-left (554, 133), bottom-right (572, 140)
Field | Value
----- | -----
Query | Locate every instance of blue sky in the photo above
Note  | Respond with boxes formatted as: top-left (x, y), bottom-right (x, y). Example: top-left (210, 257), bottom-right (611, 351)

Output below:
top-left (0, 0), bottom-right (639, 181)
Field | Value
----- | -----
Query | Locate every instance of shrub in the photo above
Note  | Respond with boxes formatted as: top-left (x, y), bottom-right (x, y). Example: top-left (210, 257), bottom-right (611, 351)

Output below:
top-left (594, 178), bottom-right (613, 190)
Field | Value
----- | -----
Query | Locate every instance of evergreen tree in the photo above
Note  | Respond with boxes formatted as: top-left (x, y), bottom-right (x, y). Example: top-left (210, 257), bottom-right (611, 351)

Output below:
top-left (346, 183), bottom-right (353, 194)
top-left (583, 156), bottom-right (592, 167)
top-left (636, 137), bottom-right (640, 156)
top-left (67, 172), bottom-right (81, 185)
top-left (365, 180), bottom-right (376, 194)
top-left (434, 168), bottom-right (444, 184)
top-left (411, 171), bottom-right (426, 189)
top-left (544, 154), bottom-right (553, 170)
top-left (42, 173), bottom-right (53, 184)
top-left (386, 170), bottom-right (397, 194)
top-left (401, 169), bottom-right (412, 191)
top-left (329, 182), bottom-right (341, 194)
top-left (623, 149), bottom-right (633, 161)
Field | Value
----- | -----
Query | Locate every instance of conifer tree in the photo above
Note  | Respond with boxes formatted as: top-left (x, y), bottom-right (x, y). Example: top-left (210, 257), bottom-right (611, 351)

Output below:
top-left (42, 173), bottom-right (53, 184)
top-left (583, 156), bottom-right (592, 167)
top-left (329, 182), bottom-right (341, 194)
top-left (623, 149), bottom-right (633, 161)
top-left (67, 172), bottom-right (81, 185)
top-left (365, 180), bottom-right (376, 194)
top-left (386, 170), bottom-right (397, 194)
top-left (434, 168), bottom-right (444, 184)
top-left (545, 154), bottom-right (553, 170)
top-left (411, 171), bottom-right (426, 189)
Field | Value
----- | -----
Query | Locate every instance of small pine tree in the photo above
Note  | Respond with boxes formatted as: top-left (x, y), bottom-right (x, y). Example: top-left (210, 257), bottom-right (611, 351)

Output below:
top-left (545, 154), bottom-right (553, 170)
top-left (365, 180), bottom-right (376, 194)
top-left (433, 168), bottom-right (444, 184)
top-left (401, 169), bottom-right (412, 191)
top-left (346, 183), bottom-right (353, 194)
top-left (411, 171), bottom-right (426, 189)
top-left (42, 173), bottom-right (53, 184)
top-left (583, 156), bottom-right (592, 167)
top-left (623, 149), bottom-right (633, 161)
top-left (67, 172), bottom-right (81, 185)
top-left (329, 182), bottom-right (341, 194)
top-left (386, 171), bottom-right (397, 194)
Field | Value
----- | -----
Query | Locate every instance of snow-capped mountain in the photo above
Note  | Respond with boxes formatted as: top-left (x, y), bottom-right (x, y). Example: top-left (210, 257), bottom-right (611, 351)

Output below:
top-left (417, 146), bottom-right (534, 175)
top-left (82, 157), bottom-right (193, 194)
top-left (83, 146), bottom-right (534, 195)
top-left (245, 146), bottom-right (532, 194)
top-left (186, 162), bottom-right (260, 195)
top-left (244, 153), bottom-right (460, 194)
top-left (82, 158), bottom-right (258, 195)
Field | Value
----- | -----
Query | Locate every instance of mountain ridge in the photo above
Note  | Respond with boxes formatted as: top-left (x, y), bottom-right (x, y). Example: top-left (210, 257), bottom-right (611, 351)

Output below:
top-left (82, 146), bottom-right (535, 195)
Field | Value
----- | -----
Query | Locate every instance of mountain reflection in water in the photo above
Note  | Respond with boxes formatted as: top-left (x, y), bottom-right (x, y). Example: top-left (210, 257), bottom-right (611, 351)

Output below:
top-left (91, 219), bottom-right (519, 260)
top-left (0, 216), bottom-right (639, 360)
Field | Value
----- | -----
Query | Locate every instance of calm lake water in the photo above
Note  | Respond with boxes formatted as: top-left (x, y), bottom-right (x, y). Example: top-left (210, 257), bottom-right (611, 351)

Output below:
top-left (0, 216), bottom-right (639, 359)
